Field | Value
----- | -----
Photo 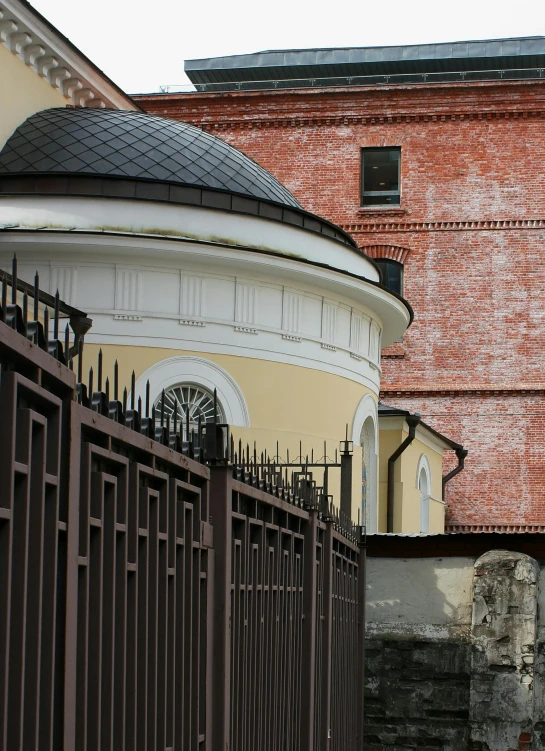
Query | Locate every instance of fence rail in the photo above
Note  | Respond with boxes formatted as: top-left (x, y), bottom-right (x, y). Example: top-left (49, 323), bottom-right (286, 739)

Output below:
top-left (0, 269), bottom-right (365, 751)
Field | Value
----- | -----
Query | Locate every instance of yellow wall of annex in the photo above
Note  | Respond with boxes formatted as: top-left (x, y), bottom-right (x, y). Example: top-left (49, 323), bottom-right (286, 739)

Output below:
top-left (83, 342), bottom-right (374, 518)
top-left (378, 425), bottom-right (446, 534)
top-left (0, 44), bottom-right (69, 147)
top-left (399, 438), bottom-right (444, 534)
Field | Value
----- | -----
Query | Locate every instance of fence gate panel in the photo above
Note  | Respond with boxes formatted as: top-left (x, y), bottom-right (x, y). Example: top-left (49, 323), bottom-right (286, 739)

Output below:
top-left (0, 371), bottom-right (65, 751)
top-left (64, 405), bottom-right (212, 751)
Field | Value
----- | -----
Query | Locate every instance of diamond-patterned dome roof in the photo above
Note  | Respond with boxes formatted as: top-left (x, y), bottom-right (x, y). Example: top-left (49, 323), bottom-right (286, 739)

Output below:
top-left (0, 108), bottom-right (301, 208)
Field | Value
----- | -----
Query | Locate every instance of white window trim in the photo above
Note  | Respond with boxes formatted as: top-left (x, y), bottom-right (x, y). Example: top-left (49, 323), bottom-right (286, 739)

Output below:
top-left (416, 453), bottom-right (432, 533)
top-left (133, 355), bottom-right (250, 427)
top-left (352, 395), bottom-right (378, 533)
top-left (352, 394), bottom-right (378, 446)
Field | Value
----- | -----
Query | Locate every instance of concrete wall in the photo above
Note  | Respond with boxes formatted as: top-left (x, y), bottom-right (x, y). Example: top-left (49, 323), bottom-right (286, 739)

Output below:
top-left (366, 551), bottom-right (545, 751)
top-left (0, 43), bottom-right (68, 147)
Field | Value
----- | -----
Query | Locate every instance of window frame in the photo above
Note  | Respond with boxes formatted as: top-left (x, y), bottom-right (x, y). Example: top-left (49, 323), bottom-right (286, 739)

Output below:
top-left (374, 258), bottom-right (404, 297)
top-left (360, 146), bottom-right (401, 208)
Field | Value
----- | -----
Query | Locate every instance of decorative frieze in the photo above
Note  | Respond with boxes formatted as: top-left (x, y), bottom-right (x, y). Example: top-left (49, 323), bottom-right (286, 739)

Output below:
top-left (115, 269), bottom-right (141, 312)
top-left (235, 282), bottom-right (258, 326)
top-left (346, 218), bottom-right (545, 234)
top-left (180, 274), bottom-right (204, 320)
top-left (282, 290), bottom-right (301, 334)
top-left (50, 266), bottom-right (77, 304)
top-left (322, 301), bottom-right (337, 346)
top-left (0, 0), bottom-right (136, 109)
top-left (196, 108), bottom-right (545, 133)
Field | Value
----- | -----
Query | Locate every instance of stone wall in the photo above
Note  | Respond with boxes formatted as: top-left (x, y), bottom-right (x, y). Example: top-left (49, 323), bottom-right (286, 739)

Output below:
top-left (366, 550), bottom-right (545, 751)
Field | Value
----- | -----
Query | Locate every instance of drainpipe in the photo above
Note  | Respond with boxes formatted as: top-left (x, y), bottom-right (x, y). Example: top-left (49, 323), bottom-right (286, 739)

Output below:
top-left (442, 447), bottom-right (468, 500)
top-left (387, 413), bottom-right (420, 533)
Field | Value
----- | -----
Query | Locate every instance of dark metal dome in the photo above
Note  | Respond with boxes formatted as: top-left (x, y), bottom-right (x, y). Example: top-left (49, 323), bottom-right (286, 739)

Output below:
top-left (0, 107), bottom-right (301, 208)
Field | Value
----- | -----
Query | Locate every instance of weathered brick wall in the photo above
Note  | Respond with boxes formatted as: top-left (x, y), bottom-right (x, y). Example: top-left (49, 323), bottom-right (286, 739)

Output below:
top-left (136, 81), bottom-right (545, 526)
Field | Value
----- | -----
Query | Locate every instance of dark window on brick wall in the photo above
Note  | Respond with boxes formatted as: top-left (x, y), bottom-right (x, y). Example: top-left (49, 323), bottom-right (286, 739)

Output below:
top-left (375, 259), bottom-right (403, 296)
top-left (361, 147), bottom-right (401, 206)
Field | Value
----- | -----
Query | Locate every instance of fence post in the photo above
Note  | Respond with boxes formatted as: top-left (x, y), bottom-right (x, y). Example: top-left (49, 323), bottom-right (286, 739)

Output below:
top-left (340, 442), bottom-right (353, 518)
top-left (320, 518), bottom-right (334, 749)
top-left (300, 509), bottom-right (319, 750)
top-left (209, 465), bottom-right (233, 751)
top-left (356, 535), bottom-right (366, 750)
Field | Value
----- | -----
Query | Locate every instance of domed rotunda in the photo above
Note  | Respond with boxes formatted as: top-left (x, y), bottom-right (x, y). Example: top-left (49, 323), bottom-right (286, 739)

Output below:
top-left (0, 107), bottom-right (412, 523)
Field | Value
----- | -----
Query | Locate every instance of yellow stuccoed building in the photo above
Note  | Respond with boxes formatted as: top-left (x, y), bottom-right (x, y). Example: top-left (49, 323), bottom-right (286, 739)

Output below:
top-left (0, 2), bottom-right (464, 531)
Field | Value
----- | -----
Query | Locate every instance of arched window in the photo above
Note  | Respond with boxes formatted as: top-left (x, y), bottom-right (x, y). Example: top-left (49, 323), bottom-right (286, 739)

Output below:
top-left (361, 416), bottom-right (377, 532)
top-left (375, 259), bottom-right (403, 296)
top-left (154, 383), bottom-right (225, 435)
top-left (133, 355), bottom-right (250, 428)
top-left (417, 455), bottom-right (431, 533)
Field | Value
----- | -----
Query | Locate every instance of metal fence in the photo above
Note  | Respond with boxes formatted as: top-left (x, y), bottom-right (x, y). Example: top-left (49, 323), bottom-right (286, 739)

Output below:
top-left (0, 261), bottom-right (365, 751)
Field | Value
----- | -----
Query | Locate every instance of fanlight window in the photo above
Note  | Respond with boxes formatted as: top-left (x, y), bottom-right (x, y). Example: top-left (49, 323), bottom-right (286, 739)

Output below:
top-left (154, 384), bottom-right (225, 434)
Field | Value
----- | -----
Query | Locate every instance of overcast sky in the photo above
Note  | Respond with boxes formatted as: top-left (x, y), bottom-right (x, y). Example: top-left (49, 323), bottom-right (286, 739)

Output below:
top-left (31, 0), bottom-right (545, 95)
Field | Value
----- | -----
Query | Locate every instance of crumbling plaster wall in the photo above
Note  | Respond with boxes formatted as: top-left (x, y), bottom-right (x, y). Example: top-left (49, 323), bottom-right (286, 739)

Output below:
top-left (366, 552), bottom-right (545, 751)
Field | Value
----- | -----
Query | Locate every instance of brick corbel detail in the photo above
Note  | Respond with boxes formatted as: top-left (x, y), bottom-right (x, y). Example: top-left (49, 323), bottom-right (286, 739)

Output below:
top-left (361, 244), bottom-right (411, 264)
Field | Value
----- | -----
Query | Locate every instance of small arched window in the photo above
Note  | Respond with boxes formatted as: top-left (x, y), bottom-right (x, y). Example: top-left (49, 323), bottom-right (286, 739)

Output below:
top-left (375, 259), bottom-right (403, 296)
top-left (154, 383), bottom-right (225, 435)
top-left (416, 455), bottom-right (431, 533)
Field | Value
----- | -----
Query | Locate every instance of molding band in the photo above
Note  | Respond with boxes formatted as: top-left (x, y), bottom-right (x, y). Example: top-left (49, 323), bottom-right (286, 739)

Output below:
top-left (348, 218), bottom-right (545, 234)
top-left (381, 387), bottom-right (545, 397)
top-left (189, 109), bottom-right (545, 132)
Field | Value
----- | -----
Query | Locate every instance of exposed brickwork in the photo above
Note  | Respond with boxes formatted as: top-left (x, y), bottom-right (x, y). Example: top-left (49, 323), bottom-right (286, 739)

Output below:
top-left (135, 80), bottom-right (545, 526)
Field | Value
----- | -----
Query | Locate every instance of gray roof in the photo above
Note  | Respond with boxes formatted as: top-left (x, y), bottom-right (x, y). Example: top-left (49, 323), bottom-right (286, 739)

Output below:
top-left (0, 108), bottom-right (301, 208)
top-left (185, 37), bottom-right (545, 89)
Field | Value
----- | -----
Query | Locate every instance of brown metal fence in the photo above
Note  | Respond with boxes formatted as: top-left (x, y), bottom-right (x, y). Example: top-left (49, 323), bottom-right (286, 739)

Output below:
top-left (0, 267), bottom-right (365, 751)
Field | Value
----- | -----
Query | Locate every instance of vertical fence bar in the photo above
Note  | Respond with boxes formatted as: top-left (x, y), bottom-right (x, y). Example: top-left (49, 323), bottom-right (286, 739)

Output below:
top-left (356, 540), bottom-right (366, 751)
top-left (320, 520), bottom-right (334, 750)
top-left (300, 510), bottom-right (318, 751)
top-left (209, 466), bottom-right (232, 751)
top-left (63, 402), bottom-right (82, 751)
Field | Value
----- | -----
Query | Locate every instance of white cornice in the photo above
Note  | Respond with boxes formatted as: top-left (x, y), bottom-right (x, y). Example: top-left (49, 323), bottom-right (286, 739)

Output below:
top-left (0, 0), bottom-right (137, 110)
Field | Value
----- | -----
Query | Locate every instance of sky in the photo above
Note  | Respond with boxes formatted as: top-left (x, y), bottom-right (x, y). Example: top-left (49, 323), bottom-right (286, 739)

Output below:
top-left (32, 0), bottom-right (545, 95)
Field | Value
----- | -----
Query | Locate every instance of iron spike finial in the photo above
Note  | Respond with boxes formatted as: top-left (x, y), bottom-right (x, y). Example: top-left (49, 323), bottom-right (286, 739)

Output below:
top-left (33, 271), bottom-right (39, 321)
top-left (64, 322), bottom-right (70, 353)
top-left (11, 253), bottom-right (17, 305)
top-left (88, 366), bottom-right (93, 397)
top-left (77, 338), bottom-right (83, 383)
top-left (131, 371), bottom-right (136, 410)
top-left (138, 395), bottom-right (142, 420)
top-left (43, 306), bottom-right (49, 341)
top-left (97, 349), bottom-right (103, 392)
top-left (145, 380), bottom-right (150, 418)
top-left (161, 388), bottom-right (165, 427)
top-left (22, 290), bottom-right (28, 326)
top-left (123, 387), bottom-right (128, 414)
top-left (114, 360), bottom-right (119, 402)
top-left (105, 376), bottom-right (110, 404)
top-left (53, 289), bottom-right (60, 340)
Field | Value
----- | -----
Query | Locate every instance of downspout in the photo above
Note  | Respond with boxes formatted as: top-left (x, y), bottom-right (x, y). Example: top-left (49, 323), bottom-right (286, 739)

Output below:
top-left (387, 413), bottom-right (421, 533)
top-left (442, 447), bottom-right (468, 500)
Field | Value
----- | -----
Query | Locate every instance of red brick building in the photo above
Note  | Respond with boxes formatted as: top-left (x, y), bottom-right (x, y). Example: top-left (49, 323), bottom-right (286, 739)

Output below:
top-left (135, 39), bottom-right (545, 530)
